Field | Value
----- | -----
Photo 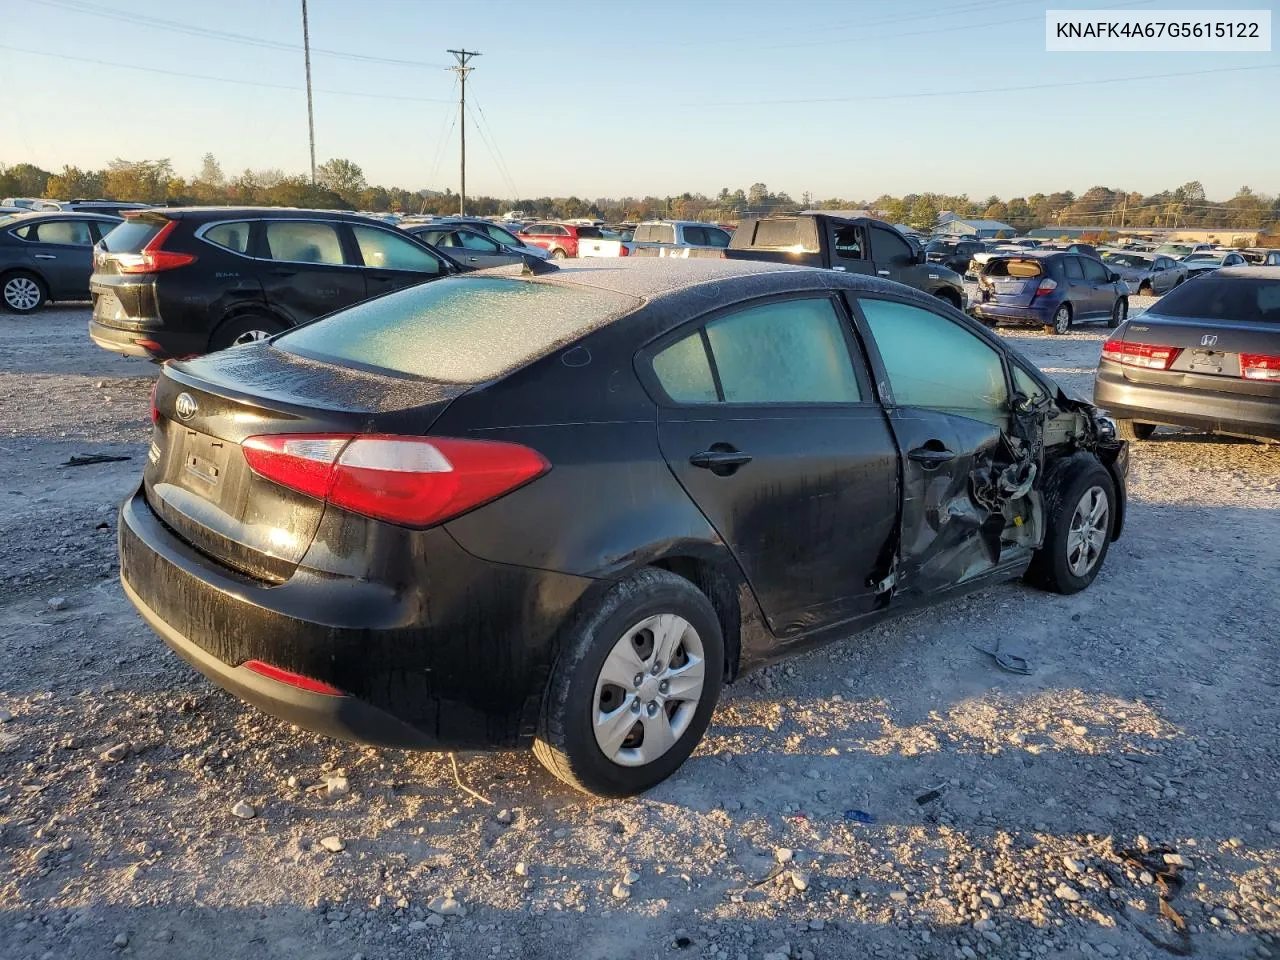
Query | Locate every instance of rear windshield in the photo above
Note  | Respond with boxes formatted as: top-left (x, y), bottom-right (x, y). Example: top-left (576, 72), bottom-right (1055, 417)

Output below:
top-left (1102, 252), bottom-right (1152, 268)
top-left (1152, 276), bottom-right (1280, 323)
top-left (1154, 243), bottom-right (1192, 257)
top-left (100, 219), bottom-right (164, 252)
top-left (575, 226), bottom-right (603, 238)
top-left (984, 258), bottom-right (1043, 278)
top-left (275, 276), bottom-right (640, 383)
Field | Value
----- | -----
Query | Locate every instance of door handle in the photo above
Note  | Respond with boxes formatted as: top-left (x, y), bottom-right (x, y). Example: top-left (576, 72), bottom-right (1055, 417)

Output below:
top-left (689, 449), bottom-right (753, 471)
top-left (908, 446), bottom-right (956, 468)
top-left (877, 270), bottom-right (890, 276)
top-left (34, 254), bottom-right (57, 260)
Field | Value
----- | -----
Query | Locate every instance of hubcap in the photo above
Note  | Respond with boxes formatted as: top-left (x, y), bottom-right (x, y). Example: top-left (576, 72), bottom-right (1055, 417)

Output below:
top-left (4, 277), bottom-right (40, 310)
top-left (593, 613), bottom-right (705, 767)
top-left (231, 329), bottom-right (272, 345)
top-left (1066, 485), bottom-right (1108, 577)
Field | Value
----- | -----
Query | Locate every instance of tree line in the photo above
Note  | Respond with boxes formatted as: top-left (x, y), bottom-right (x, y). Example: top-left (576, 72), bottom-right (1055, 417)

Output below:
top-left (2, 157), bottom-right (1276, 235)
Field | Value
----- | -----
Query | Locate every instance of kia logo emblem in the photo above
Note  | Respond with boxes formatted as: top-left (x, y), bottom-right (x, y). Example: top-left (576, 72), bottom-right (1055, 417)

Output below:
top-left (175, 392), bottom-right (198, 421)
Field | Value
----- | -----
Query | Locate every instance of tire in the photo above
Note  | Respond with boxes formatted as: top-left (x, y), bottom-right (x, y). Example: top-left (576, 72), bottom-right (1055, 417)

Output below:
top-left (1116, 419), bottom-right (1156, 441)
top-left (210, 314), bottom-right (286, 351)
top-left (1108, 297), bottom-right (1127, 328)
top-left (1025, 455), bottom-right (1116, 595)
top-left (550, 248), bottom-right (568, 260)
top-left (533, 568), bottom-right (724, 797)
top-left (2, 270), bottom-right (47, 313)
top-left (934, 289), bottom-right (961, 310)
top-left (1045, 304), bottom-right (1071, 335)
top-left (1138, 282), bottom-right (1153, 296)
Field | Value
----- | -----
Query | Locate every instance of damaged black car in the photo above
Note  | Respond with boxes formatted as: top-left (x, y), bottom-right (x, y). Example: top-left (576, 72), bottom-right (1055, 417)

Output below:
top-left (118, 259), bottom-right (1127, 797)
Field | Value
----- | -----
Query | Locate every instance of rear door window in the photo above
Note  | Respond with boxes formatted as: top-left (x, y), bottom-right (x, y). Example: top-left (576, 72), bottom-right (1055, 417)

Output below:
top-left (833, 224), bottom-right (867, 260)
top-left (455, 231), bottom-right (500, 252)
top-left (34, 220), bottom-right (93, 245)
top-left (1064, 257), bottom-right (1085, 281)
top-left (203, 221), bottom-right (252, 254)
top-left (683, 226), bottom-right (707, 245)
top-left (858, 297), bottom-right (1008, 426)
top-left (1081, 258), bottom-right (1109, 282)
top-left (651, 297), bottom-right (862, 405)
top-left (265, 221), bottom-right (346, 265)
top-left (352, 226), bottom-right (444, 273)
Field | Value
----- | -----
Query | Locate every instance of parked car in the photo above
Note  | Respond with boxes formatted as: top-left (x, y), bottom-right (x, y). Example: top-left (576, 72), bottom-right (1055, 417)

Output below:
top-left (1094, 267), bottom-right (1279, 441)
top-left (1153, 242), bottom-right (1213, 260)
top-left (726, 215), bottom-right (966, 309)
top-left (1039, 242), bottom-right (1100, 259)
top-left (1179, 250), bottom-right (1250, 278)
top-left (516, 222), bottom-right (604, 259)
top-left (89, 207), bottom-right (459, 358)
top-left (628, 221), bottom-right (732, 258)
top-left (968, 240), bottom-right (1043, 277)
top-left (1099, 249), bottom-right (1188, 295)
top-left (1240, 247), bottom-right (1280, 265)
top-left (409, 217), bottom-right (548, 260)
top-left (1, 211), bottom-right (122, 312)
top-left (1, 197), bottom-right (44, 211)
top-left (117, 258), bottom-right (1126, 797)
top-left (923, 238), bottom-right (986, 276)
top-left (50, 199), bottom-right (152, 217)
top-left (402, 225), bottom-right (528, 269)
top-left (972, 250), bottom-right (1129, 334)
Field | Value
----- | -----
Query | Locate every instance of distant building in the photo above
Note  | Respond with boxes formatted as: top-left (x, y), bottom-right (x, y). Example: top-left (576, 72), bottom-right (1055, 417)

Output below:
top-left (800, 209), bottom-right (875, 220)
top-left (936, 214), bottom-right (1016, 239)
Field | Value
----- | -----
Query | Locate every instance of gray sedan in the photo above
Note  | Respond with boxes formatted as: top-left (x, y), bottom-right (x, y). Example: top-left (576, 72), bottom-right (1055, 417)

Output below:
top-left (1099, 249), bottom-right (1188, 296)
top-left (1, 211), bottom-right (121, 312)
top-left (403, 226), bottom-right (527, 270)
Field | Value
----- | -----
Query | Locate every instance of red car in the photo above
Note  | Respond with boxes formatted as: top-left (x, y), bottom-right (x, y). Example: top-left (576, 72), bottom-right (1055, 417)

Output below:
top-left (517, 222), bottom-right (602, 259)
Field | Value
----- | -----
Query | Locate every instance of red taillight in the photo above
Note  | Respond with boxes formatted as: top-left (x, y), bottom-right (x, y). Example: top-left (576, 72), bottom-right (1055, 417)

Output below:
top-left (150, 381), bottom-right (160, 424)
top-left (1034, 278), bottom-right (1058, 297)
top-left (1101, 338), bottom-right (1182, 370)
top-left (242, 659), bottom-right (343, 696)
top-left (241, 433), bottom-right (550, 528)
top-left (618, 244), bottom-right (630, 256)
top-left (1240, 353), bottom-right (1280, 381)
top-left (116, 220), bottom-right (197, 274)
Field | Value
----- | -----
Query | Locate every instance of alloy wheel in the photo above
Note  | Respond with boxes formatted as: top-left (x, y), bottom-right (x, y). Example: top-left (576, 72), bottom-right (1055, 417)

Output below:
top-left (1053, 307), bottom-right (1070, 335)
top-left (231, 329), bottom-right (273, 345)
top-left (4, 277), bottom-right (41, 311)
top-left (592, 613), bottom-right (706, 767)
top-left (1066, 485), bottom-right (1108, 577)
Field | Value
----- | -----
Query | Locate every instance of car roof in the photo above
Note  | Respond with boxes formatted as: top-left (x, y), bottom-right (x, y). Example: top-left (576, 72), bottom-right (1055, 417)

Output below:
top-left (129, 207), bottom-right (390, 222)
top-left (1208, 266), bottom-right (1280, 279)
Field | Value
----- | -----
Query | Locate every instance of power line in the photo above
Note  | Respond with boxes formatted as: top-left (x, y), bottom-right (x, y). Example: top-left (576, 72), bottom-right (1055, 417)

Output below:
top-left (22, 0), bottom-right (450, 70)
top-left (467, 90), bottom-right (521, 200)
top-left (0, 44), bottom-right (455, 103)
top-left (696, 62), bottom-right (1280, 107)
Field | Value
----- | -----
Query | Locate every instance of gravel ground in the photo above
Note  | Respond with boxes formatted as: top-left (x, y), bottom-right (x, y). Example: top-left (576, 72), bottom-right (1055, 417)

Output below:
top-left (1, 303), bottom-right (1278, 960)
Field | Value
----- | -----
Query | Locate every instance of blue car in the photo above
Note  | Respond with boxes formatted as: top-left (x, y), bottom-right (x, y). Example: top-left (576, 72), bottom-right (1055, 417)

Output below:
top-left (972, 250), bottom-right (1129, 335)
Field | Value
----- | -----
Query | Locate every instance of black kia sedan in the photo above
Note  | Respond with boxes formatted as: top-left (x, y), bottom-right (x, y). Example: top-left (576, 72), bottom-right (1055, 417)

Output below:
top-left (88, 208), bottom-right (458, 358)
top-left (119, 259), bottom-right (1127, 796)
top-left (1, 211), bottom-right (122, 312)
top-left (1095, 267), bottom-right (1280, 441)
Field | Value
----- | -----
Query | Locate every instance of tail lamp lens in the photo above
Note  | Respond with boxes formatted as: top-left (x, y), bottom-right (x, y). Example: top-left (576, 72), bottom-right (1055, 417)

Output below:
top-left (1101, 339), bottom-right (1181, 370)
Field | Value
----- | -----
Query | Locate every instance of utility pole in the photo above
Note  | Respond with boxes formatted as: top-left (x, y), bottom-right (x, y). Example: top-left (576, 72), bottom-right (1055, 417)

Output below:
top-left (447, 48), bottom-right (480, 215)
top-left (301, 0), bottom-right (317, 184)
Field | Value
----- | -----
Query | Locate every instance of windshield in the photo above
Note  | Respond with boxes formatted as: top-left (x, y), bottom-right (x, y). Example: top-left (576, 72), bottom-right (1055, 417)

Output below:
top-left (1154, 243), bottom-right (1193, 257)
top-left (1153, 276), bottom-right (1280, 323)
top-left (1182, 253), bottom-right (1219, 263)
top-left (1102, 252), bottom-right (1152, 268)
top-left (276, 276), bottom-right (640, 382)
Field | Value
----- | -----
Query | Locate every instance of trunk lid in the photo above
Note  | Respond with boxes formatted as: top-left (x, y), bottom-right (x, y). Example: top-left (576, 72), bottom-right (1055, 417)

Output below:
top-left (146, 345), bottom-right (468, 581)
top-left (981, 257), bottom-right (1045, 307)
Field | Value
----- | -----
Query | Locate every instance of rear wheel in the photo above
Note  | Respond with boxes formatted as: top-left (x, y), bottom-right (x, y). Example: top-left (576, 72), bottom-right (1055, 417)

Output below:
top-left (1116, 419), bottom-right (1156, 441)
top-left (533, 568), bottom-right (724, 797)
top-left (550, 248), bottom-right (568, 260)
top-left (1045, 304), bottom-right (1072, 335)
top-left (1108, 297), bottom-right (1127, 328)
top-left (1025, 456), bottom-right (1116, 594)
top-left (2, 271), bottom-right (47, 313)
top-left (211, 314), bottom-right (286, 351)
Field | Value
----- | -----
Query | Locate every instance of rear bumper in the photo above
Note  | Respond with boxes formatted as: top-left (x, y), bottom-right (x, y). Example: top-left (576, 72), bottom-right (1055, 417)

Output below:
top-left (89, 318), bottom-right (207, 360)
top-left (971, 300), bottom-right (1053, 325)
top-left (118, 485), bottom-right (597, 749)
top-left (1094, 364), bottom-right (1280, 440)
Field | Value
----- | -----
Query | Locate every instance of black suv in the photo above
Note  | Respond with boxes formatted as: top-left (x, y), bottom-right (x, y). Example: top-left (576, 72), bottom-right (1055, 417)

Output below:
top-left (89, 208), bottom-right (458, 358)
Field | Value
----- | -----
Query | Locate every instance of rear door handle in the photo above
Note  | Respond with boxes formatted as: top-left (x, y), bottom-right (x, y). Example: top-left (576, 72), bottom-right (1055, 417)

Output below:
top-left (908, 446), bottom-right (956, 468)
top-left (34, 254), bottom-right (57, 260)
top-left (877, 269), bottom-right (890, 276)
top-left (689, 449), bottom-right (753, 469)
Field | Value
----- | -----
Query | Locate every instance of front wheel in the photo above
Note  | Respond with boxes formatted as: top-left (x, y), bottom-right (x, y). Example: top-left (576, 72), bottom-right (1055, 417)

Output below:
top-left (2, 271), bottom-right (47, 313)
top-left (533, 568), bottom-right (724, 797)
top-left (1025, 456), bottom-right (1116, 594)
top-left (1108, 297), bottom-right (1127, 328)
